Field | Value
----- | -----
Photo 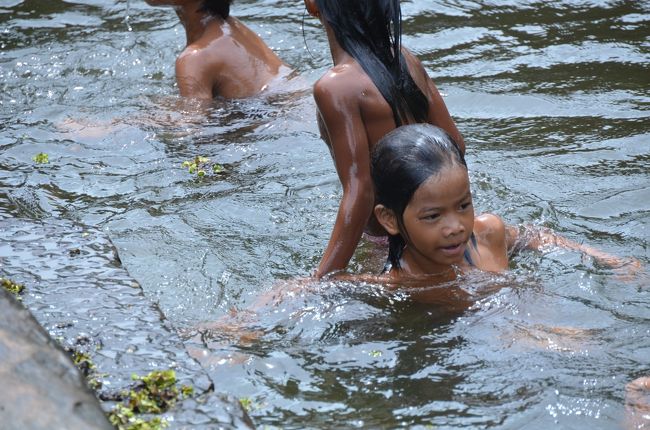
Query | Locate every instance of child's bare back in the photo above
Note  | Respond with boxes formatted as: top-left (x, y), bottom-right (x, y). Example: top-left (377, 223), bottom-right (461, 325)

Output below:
top-left (146, 0), bottom-right (290, 99)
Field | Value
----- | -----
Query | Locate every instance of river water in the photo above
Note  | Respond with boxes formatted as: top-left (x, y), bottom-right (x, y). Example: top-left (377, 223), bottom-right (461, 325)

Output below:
top-left (1, 0), bottom-right (649, 429)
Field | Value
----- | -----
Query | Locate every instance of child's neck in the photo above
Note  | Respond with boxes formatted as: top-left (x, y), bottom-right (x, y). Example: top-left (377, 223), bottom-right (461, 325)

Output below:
top-left (323, 24), bottom-right (354, 66)
top-left (176, 4), bottom-right (227, 46)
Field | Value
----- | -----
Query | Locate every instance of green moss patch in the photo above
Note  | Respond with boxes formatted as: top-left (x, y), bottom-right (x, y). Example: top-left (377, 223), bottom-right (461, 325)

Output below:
top-left (181, 155), bottom-right (224, 178)
top-left (108, 369), bottom-right (193, 430)
top-left (1, 277), bottom-right (25, 298)
top-left (32, 152), bottom-right (49, 164)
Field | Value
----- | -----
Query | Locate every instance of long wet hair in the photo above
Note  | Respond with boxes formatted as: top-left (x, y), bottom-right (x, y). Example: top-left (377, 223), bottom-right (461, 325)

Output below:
top-left (371, 124), bottom-right (467, 269)
top-left (315, 0), bottom-right (429, 126)
top-left (199, 0), bottom-right (233, 20)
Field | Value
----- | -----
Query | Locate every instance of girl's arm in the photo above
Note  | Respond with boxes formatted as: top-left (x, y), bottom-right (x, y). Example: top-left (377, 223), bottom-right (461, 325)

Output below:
top-left (312, 74), bottom-right (375, 278)
top-left (505, 224), bottom-right (642, 270)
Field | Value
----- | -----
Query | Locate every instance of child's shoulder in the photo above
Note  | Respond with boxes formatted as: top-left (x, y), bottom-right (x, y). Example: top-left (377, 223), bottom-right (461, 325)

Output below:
top-left (176, 25), bottom-right (230, 67)
top-left (474, 213), bottom-right (507, 246)
top-left (177, 43), bottom-right (216, 66)
top-left (313, 64), bottom-right (373, 99)
top-left (473, 213), bottom-right (509, 271)
top-left (474, 213), bottom-right (506, 234)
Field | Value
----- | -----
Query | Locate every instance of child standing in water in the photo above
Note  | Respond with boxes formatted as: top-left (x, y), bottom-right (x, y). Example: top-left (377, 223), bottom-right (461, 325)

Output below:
top-left (145, 0), bottom-right (292, 99)
top-left (304, 0), bottom-right (465, 277)
top-left (369, 124), bottom-right (639, 285)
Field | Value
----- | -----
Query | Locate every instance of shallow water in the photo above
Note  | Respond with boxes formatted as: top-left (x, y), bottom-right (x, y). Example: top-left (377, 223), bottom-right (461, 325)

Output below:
top-left (1, 0), bottom-right (649, 428)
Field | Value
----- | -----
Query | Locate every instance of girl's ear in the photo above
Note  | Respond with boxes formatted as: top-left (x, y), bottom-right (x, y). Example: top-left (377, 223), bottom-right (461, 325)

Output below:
top-left (374, 205), bottom-right (400, 236)
top-left (304, 0), bottom-right (319, 17)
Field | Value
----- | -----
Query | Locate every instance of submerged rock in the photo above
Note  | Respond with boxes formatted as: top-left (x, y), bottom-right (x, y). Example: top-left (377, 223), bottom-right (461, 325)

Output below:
top-left (0, 218), bottom-right (254, 429)
top-left (0, 287), bottom-right (113, 430)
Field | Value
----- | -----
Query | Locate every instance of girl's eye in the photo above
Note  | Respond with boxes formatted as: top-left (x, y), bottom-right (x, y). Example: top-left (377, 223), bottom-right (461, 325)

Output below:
top-left (460, 201), bottom-right (473, 210)
top-left (422, 213), bottom-right (440, 221)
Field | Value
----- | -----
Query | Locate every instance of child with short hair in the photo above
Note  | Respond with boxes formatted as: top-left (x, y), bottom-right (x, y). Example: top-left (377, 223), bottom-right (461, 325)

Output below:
top-left (145, 0), bottom-right (292, 99)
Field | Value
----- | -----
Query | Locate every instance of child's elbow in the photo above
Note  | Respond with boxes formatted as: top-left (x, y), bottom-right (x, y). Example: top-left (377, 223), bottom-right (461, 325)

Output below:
top-left (342, 179), bottom-right (375, 213)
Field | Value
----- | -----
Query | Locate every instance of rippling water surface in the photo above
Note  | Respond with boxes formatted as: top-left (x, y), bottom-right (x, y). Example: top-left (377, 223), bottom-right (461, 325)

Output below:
top-left (1, 0), bottom-right (649, 428)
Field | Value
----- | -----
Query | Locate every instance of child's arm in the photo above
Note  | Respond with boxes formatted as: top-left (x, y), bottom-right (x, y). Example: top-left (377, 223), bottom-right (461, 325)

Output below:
top-left (312, 75), bottom-right (376, 278)
top-left (505, 224), bottom-right (642, 271)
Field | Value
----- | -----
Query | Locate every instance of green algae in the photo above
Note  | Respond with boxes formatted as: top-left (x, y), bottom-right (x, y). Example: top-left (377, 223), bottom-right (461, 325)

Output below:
top-left (32, 152), bottom-right (49, 164)
top-left (108, 404), bottom-right (167, 430)
top-left (239, 397), bottom-right (253, 412)
top-left (63, 350), bottom-right (195, 429)
top-left (238, 396), bottom-right (263, 413)
top-left (108, 369), bottom-right (193, 430)
top-left (65, 347), bottom-right (105, 391)
top-left (181, 156), bottom-right (224, 178)
top-left (1, 277), bottom-right (25, 298)
top-left (71, 350), bottom-right (96, 374)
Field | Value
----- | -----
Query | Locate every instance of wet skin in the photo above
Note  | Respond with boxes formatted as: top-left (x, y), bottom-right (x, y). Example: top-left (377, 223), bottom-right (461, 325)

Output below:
top-left (374, 164), bottom-right (510, 281)
top-left (371, 161), bottom-right (642, 284)
top-left (398, 167), bottom-right (477, 275)
top-left (304, 0), bottom-right (466, 277)
top-left (145, 0), bottom-right (288, 99)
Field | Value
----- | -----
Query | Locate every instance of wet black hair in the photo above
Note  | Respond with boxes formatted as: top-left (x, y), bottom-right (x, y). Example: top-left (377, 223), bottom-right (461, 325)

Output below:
top-left (198, 0), bottom-right (232, 20)
top-left (314, 0), bottom-right (429, 126)
top-left (371, 123), bottom-right (467, 269)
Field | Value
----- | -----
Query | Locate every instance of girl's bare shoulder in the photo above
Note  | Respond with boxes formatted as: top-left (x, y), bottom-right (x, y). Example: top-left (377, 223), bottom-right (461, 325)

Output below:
top-left (472, 213), bottom-right (509, 271)
top-left (474, 213), bottom-right (507, 244)
top-left (313, 64), bottom-right (375, 101)
top-left (474, 213), bottom-right (506, 236)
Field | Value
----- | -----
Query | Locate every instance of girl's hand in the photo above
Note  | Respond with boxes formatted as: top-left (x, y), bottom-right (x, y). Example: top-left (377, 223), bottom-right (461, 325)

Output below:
top-left (509, 224), bottom-right (645, 283)
top-left (588, 254), bottom-right (645, 282)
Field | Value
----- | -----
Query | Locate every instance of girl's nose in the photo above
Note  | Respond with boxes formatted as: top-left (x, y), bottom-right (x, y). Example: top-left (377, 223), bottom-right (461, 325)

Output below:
top-left (444, 216), bottom-right (465, 236)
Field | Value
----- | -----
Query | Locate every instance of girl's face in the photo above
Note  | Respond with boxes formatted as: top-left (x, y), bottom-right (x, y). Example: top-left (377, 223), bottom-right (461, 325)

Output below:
top-left (399, 164), bottom-right (474, 275)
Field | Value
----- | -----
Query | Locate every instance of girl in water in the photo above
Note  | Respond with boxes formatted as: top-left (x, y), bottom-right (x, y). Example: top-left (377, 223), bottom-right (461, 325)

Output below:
top-left (145, 0), bottom-right (292, 99)
top-left (369, 123), bottom-right (640, 285)
top-left (304, 0), bottom-right (465, 278)
top-left (188, 123), bottom-right (641, 348)
top-left (214, 123), bottom-right (640, 316)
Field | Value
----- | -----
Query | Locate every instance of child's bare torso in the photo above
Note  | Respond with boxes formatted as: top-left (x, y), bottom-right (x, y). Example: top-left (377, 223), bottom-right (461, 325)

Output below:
top-left (176, 17), bottom-right (289, 99)
top-left (314, 53), bottom-right (440, 236)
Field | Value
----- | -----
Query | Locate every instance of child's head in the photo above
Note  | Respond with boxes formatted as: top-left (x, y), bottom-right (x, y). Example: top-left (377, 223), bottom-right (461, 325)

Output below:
top-left (371, 124), bottom-right (472, 271)
top-left (307, 0), bottom-right (400, 44)
top-left (198, 0), bottom-right (233, 20)
top-left (305, 0), bottom-right (428, 126)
